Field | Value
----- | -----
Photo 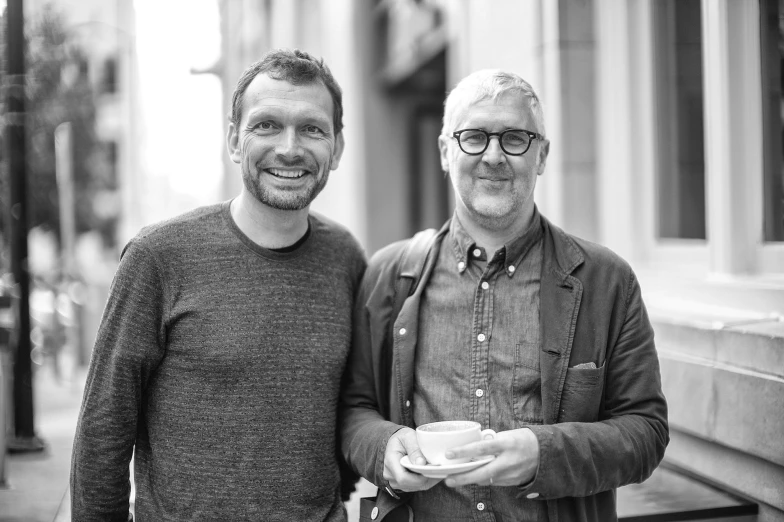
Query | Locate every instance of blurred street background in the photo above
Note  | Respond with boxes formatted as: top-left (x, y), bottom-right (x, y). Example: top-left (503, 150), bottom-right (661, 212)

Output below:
top-left (0, 0), bottom-right (782, 520)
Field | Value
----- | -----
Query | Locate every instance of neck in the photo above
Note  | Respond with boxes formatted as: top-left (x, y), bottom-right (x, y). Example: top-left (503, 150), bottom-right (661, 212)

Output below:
top-left (455, 205), bottom-right (534, 254)
top-left (230, 191), bottom-right (310, 249)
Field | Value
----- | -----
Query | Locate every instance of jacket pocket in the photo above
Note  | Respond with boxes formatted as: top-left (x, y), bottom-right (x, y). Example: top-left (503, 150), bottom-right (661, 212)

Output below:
top-left (559, 363), bottom-right (605, 422)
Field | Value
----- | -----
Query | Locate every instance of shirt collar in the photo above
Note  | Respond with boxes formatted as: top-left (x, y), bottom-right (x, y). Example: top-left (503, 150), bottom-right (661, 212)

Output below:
top-left (448, 207), bottom-right (543, 277)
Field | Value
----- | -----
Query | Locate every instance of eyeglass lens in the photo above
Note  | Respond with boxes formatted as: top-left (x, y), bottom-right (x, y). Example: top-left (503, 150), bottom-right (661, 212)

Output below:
top-left (458, 130), bottom-right (532, 155)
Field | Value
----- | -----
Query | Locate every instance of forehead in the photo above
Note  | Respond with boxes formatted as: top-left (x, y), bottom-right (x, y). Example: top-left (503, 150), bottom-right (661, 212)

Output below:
top-left (451, 92), bottom-right (535, 130)
top-left (242, 74), bottom-right (334, 124)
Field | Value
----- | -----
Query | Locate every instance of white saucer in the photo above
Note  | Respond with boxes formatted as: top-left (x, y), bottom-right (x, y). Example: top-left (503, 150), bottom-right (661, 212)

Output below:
top-left (400, 455), bottom-right (495, 479)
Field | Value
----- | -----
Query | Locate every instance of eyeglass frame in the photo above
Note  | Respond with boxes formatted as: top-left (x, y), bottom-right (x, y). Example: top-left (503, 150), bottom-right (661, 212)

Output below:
top-left (450, 128), bottom-right (545, 156)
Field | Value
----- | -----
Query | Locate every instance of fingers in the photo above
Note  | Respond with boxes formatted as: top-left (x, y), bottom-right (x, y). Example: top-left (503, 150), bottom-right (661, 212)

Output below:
top-left (383, 429), bottom-right (441, 492)
top-left (445, 429), bottom-right (539, 488)
top-left (445, 438), bottom-right (503, 461)
top-left (402, 442), bottom-right (428, 467)
top-left (385, 457), bottom-right (441, 491)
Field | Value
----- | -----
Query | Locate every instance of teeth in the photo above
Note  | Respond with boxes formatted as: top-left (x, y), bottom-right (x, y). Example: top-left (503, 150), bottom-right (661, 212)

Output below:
top-left (268, 168), bottom-right (306, 178)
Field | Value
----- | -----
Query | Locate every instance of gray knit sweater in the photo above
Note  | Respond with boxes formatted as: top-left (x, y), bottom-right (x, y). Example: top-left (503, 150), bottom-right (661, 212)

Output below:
top-left (71, 201), bottom-right (366, 521)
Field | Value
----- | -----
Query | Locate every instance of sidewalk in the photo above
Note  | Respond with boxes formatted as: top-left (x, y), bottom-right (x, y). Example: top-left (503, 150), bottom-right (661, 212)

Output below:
top-left (0, 363), bottom-right (84, 522)
top-left (0, 362), bottom-right (376, 522)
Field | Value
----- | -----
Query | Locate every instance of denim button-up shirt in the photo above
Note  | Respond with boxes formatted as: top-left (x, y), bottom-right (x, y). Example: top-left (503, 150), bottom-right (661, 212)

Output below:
top-left (410, 210), bottom-right (547, 522)
top-left (341, 212), bottom-right (668, 522)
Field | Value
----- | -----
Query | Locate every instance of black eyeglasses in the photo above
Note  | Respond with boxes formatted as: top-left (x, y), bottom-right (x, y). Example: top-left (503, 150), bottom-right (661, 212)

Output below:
top-left (451, 128), bottom-right (545, 156)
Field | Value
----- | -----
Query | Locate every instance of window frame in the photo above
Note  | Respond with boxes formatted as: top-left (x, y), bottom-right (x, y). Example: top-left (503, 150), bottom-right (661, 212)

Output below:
top-left (608, 0), bottom-right (783, 278)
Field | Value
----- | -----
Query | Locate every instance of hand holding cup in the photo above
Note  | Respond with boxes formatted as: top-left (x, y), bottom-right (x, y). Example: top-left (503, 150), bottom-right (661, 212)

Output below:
top-left (416, 421), bottom-right (496, 465)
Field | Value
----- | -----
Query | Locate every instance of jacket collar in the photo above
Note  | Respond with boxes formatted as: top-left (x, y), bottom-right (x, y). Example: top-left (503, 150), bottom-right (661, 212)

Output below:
top-left (540, 214), bottom-right (584, 283)
top-left (538, 215), bottom-right (585, 423)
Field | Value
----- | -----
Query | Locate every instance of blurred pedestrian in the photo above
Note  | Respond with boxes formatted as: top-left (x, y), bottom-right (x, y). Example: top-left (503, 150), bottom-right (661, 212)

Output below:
top-left (71, 49), bottom-right (365, 521)
top-left (340, 69), bottom-right (669, 521)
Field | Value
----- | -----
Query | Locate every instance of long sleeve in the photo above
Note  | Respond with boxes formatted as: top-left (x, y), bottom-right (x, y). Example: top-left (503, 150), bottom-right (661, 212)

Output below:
top-left (340, 274), bottom-right (402, 487)
top-left (339, 243), bottom-right (408, 488)
top-left (70, 240), bottom-right (167, 521)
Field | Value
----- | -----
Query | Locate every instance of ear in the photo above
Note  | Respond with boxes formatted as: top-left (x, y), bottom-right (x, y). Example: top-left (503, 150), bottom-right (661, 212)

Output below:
top-left (329, 132), bottom-right (346, 171)
top-left (438, 134), bottom-right (451, 173)
top-left (536, 139), bottom-right (550, 176)
top-left (227, 122), bottom-right (241, 164)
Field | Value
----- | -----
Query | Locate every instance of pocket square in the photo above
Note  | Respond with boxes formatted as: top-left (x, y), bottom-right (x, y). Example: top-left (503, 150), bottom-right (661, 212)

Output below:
top-left (572, 362), bottom-right (597, 369)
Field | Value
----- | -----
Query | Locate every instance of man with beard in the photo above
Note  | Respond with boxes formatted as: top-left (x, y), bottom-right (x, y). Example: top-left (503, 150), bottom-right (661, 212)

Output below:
top-left (71, 49), bottom-right (366, 521)
top-left (341, 69), bottom-right (668, 521)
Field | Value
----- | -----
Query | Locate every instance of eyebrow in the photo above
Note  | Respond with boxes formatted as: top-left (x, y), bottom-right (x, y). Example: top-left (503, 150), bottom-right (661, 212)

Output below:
top-left (246, 108), bottom-right (332, 129)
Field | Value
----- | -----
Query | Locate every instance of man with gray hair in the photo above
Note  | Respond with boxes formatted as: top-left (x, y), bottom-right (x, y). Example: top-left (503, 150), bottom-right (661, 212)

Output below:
top-left (341, 69), bottom-right (668, 521)
top-left (71, 49), bottom-right (365, 521)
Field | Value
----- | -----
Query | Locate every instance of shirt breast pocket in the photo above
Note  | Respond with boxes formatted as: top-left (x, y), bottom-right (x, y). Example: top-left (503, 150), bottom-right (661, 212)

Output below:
top-left (559, 363), bottom-right (605, 422)
top-left (513, 342), bottom-right (542, 426)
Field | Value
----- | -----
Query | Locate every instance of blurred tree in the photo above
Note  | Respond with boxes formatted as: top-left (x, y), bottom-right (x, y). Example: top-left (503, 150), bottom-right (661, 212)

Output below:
top-left (1, 3), bottom-right (117, 268)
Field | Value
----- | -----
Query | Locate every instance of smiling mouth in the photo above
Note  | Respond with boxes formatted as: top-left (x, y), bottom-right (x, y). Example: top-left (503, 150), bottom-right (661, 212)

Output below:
top-left (266, 168), bottom-right (308, 179)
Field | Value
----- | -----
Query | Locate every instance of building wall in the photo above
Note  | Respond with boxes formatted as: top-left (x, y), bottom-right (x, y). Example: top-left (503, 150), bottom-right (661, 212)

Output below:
top-left (595, 0), bottom-right (784, 518)
top-left (216, 1), bottom-right (784, 517)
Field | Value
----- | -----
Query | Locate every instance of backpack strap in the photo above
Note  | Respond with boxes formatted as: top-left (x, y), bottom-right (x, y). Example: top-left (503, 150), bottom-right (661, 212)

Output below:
top-left (379, 228), bottom-right (438, 419)
top-left (391, 228), bottom-right (438, 328)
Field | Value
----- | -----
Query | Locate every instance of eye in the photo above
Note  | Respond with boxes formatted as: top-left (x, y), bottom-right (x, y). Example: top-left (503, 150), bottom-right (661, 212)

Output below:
top-left (253, 121), bottom-right (278, 133)
top-left (502, 132), bottom-right (528, 145)
top-left (303, 124), bottom-right (325, 136)
top-left (461, 131), bottom-right (486, 144)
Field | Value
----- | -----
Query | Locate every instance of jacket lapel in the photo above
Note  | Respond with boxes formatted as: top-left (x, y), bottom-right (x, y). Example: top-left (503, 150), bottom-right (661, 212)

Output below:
top-left (539, 217), bottom-right (584, 424)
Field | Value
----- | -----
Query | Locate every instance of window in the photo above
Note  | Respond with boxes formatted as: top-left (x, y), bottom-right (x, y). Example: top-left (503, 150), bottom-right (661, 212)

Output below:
top-left (653, 0), bottom-right (705, 240)
top-left (762, 0), bottom-right (784, 242)
top-left (101, 57), bottom-right (117, 95)
top-left (104, 141), bottom-right (118, 190)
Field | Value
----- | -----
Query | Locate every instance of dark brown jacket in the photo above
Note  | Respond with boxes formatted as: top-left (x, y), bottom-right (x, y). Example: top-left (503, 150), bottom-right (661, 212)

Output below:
top-left (340, 216), bottom-right (669, 522)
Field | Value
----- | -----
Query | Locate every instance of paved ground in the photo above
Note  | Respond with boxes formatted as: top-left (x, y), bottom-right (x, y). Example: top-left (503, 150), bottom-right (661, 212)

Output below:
top-left (0, 361), bottom-right (376, 522)
top-left (0, 362), bottom-right (83, 522)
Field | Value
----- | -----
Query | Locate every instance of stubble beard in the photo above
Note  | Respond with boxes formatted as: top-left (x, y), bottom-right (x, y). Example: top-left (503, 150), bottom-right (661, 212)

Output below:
top-left (453, 167), bottom-right (521, 230)
top-left (242, 165), bottom-right (329, 211)
top-left (464, 193), bottom-right (519, 229)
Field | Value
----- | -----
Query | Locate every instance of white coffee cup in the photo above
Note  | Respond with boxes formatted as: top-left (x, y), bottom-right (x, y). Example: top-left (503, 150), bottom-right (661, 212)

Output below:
top-left (415, 420), bottom-right (496, 465)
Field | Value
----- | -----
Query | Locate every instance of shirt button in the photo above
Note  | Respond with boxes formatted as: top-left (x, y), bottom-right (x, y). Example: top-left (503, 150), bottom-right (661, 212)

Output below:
top-left (508, 265), bottom-right (516, 274)
top-left (399, 328), bottom-right (406, 336)
top-left (526, 492), bottom-right (540, 499)
top-left (371, 506), bottom-right (379, 519)
top-left (477, 502), bottom-right (485, 511)
top-left (477, 333), bottom-right (486, 342)
top-left (481, 281), bottom-right (489, 290)
top-left (475, 389), bottom-right (484, 397)
top-left (457, 261), bottom-right (466, 272)
top-left (405, 400), bottom-right (411, 407)
top-left (473, 248), bottom-right (482, 258)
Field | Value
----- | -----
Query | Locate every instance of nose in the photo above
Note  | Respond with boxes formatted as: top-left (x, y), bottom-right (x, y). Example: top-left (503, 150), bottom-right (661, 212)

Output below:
top-left (482, 136), bottom-right (506, 166)
top-left (274, 128), bottom-right (304, 159)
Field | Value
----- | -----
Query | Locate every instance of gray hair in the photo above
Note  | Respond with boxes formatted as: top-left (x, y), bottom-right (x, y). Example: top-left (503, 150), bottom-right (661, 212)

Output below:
top-left (441, 69), bottom-right (545, 137)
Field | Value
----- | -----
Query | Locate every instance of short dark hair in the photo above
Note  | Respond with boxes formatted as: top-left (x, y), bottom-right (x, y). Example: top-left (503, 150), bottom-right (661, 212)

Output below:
top-left (229, 49), bottom-right (344, 135)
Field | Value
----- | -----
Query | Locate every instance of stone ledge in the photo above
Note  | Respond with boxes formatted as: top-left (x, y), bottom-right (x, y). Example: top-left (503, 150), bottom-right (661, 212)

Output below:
top-left (653, 322), bottom-right (784, 381)
top-left (638, 270), bottom-right (784, 320)
top-left (646, 295), bottom-right (783, 330)
top-left (658, 354), bottom-right (784, 467)
top-left (647, 294), bottom-right (784, 468)
top-left (664, 429), bottom-right (784, 514)
top-left (647, 299), bottom-right (784, 380)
